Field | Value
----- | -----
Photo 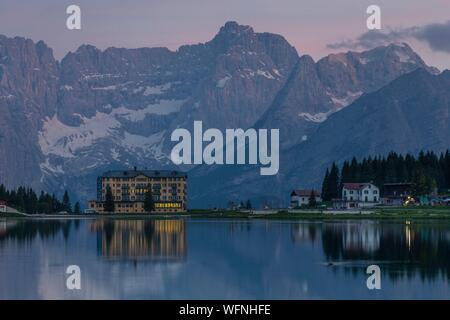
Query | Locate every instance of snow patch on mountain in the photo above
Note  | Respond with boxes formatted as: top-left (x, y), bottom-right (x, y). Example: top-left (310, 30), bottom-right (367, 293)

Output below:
top-left (39, 113), bottom-right (121, 158)
top-left (217, 76), bottom-right (231, 88)
top-left (240, 68), bottom-right (277, 80)
top-left (0, 94), bottom-right (15, 100)
top-left (257, 69), bottom-right (275, 79)
top-left (272, 69), bottom-right (282, 77)
top-left (39, 158), bottom-right (65, 175)
top-left (298, 112), bottom-right (330, 123)
top-left (61, 85), bottom-right (73, 91)
top-left (38, 98), bottom-right (184, 158)
top-left (110, 148), bottom-right (120, 161)
top-left (298, 90), bottom-right (363, 123)
top-left (329, 91), bottom-right (363, 107)
top-left (120, 131), bottom-right (165, 156)
top-left (142, 83), bottom-right (172, 95)
top-left (359, 57), bottom-right (370, 65)
top-left (395, 50), bottom-right (415, 64)
top-left (92, 85), bottom-right (117, 91)
top-left (81, 73), bottom-right (122, 81)
top-left (115, 99), bottom-right (186, 120)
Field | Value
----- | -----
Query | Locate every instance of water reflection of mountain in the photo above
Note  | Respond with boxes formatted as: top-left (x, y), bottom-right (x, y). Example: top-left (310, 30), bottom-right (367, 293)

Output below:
top-left (89, 219), bottom-right (186, 262)
top-left (0, 219), bottom-right (78, 244)
top-left (291, 221), bottom-right (450, 281)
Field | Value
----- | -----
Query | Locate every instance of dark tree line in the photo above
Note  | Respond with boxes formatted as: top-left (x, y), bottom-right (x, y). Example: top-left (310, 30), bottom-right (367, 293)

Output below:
top-left (0, 184), bottom-right (80, 214)
top-left (321, 151), bottom-right (450, 201)
top-left (0, 220), bottom-right (80, 244)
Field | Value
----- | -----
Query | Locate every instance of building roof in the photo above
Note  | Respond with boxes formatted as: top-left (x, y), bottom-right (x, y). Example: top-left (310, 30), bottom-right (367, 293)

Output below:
top-left (383, 182), bottom-right (414, 197)
top-left (291, 189), bottom-right (321, 197)
top-left (342, 182), bottom-right (376, 190)
top-left (101, 169), bottom-right (187, 179)
top-left (383, 182), bottom-right (414, 187)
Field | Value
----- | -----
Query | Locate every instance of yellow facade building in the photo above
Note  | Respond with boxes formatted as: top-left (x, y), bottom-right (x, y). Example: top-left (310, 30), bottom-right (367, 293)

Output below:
top-left (88, 169), bottom-right (187, 213)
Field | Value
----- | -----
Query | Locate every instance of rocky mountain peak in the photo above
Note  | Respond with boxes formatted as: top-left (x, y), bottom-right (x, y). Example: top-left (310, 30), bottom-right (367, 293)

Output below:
top-left (256, 42), bottom-right (439, 150)
top-left (0, 24), bottom-right (446, 208)
top-left (218, 21), bottom-right (254, 36)
top-left (208, 21), bottom-right (259, 54)
top-left (207, 21), bottom-right (298, 73)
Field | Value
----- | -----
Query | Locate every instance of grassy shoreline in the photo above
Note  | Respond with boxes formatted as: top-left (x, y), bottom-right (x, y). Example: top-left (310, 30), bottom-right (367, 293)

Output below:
top-left (2, 206), bottom-right (450, 220)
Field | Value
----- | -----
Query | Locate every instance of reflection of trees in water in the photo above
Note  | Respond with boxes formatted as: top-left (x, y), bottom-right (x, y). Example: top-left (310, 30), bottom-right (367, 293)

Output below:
top-left (0, 220), bottom-right (78, 245)
top-left (227, 221), bottom-right (252, 233)
top-left (292, 222), bottom-right (450, 281)
top-left (89, 219), bottom-right (186, 262)
top-left (290, 223), bottom-right (319, 244)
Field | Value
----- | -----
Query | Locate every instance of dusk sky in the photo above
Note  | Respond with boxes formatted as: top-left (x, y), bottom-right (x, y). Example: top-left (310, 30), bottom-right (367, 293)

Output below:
top-left (0, 0), bottom-right (449, 70)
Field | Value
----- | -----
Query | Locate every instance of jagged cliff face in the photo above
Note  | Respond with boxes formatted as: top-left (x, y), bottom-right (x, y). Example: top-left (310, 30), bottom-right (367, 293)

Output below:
top-left (0, 22), bottom-right (299, 201)
top-left (257, 43), bottom-right (438, 148)
top-left (189, 69), bottom-right (450, 207)
top-left (284, 69), bottom-right (450, 188)
top-left (0, 22), bottom-right (446, 207)
top-left (0, 35), bottom-right (59, 188)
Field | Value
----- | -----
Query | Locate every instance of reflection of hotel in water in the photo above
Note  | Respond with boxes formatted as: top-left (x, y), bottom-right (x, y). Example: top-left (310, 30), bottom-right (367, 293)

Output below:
top-left (90, 219), bottom-right (186, 261)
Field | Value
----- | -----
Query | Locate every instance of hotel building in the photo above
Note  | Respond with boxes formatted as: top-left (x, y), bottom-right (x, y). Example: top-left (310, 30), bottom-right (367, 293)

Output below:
top-left (88, 169), bottom-right (187, 213)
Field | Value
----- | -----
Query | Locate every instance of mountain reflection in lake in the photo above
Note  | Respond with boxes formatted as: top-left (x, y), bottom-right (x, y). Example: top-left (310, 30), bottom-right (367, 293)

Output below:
top-left (0, 218), bottom-right (449, 299)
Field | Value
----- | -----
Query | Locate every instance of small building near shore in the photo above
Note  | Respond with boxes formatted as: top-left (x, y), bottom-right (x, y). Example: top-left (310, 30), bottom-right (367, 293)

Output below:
top-left (333, 182), bottom-right (380, 209)
top-left (381, 182), bottom-right (415, 206)
top-left (290, 189), bottom-right (322, 207)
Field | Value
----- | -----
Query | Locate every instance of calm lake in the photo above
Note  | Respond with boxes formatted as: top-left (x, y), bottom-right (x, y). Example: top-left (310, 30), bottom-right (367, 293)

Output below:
top-left (0, 218), bottom-right (449, 299)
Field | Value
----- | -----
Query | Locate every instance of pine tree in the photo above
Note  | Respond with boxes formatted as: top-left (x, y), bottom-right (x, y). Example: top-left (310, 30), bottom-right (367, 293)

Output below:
top-left (0, 184), bottom-right (6, 200)
top-left (413, 169), bottom-right (429, 196)
top-left (349, 158), bottom-right (359, 182)
top-left (62, 190), bottom-right (72, 213)
top-left (104, 185), bottom-right (115, 212)
top-left (17, 188), bottom-right (25, 212)
top-left (328, 162), bottom-right (340, 200)
top-left (308, 190), bottom-right (317, 207)
top-left (74, 202), bottom-right (81, 214)
top-left (144, 185), bottom-right (154, 213)
top-left (245, 199), bottom-right (252, 210)
top-left (321, 169), bottom-right (330, 201)
top-left (340, 161), bottom-right (350, 190)
top-left (445, 150), bottom-right (450, 190)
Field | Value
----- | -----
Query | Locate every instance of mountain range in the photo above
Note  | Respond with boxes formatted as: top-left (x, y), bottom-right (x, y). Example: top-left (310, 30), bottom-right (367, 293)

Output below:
top-left (0, 21), bottom-right (448, 208)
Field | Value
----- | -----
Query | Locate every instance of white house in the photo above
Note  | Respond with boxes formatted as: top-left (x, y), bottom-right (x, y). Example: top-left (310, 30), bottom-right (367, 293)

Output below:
top-left (290, 189), bottom-right (322, 207)
top-left (335, 183), bottom-right (380, 209)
